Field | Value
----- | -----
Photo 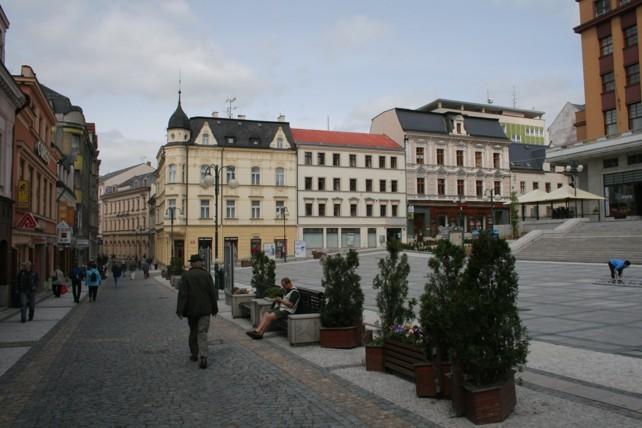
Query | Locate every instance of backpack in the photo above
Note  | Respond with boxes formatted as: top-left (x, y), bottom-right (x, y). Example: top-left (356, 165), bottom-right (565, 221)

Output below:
top-left (89, 271), bottom-right (98, 282)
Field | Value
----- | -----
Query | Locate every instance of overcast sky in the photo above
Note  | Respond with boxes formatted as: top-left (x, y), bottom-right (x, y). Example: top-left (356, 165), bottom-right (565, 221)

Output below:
top-left (4, 0), bottom-right (583, 174)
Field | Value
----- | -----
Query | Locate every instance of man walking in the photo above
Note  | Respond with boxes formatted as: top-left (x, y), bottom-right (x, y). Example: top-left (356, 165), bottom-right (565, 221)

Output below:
top-left (16, 261), bottom-right (38, 323)
top-left (111, 263), bottom-right (122, 288)
top-left (176, 255), bottom-right (218, 369)
top-left (70, 264), bottom-right (84, 303)
top-left (85, 262), bottom-right (102, 302)
top-left (608, 259), bottom-right (631, 283)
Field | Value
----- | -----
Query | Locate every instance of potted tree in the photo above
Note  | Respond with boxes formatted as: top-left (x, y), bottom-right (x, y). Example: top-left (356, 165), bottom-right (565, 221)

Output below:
top-left (169, 257), bottom-right (184, 288)
top-left (420, 239), bottom-right (466, 399)
top-left (319, 250), bottom-right (364, 348)
top-left (450, 231), bottom-right (529, 425)
top-left (251, 251), bottom-right (275, 299)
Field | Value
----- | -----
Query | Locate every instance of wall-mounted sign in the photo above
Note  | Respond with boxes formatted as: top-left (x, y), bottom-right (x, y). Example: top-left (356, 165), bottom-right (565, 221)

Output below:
top-left (57, 221), bottom-right (72, 245)
top-left (17, 180), bottom-right (30, 209)
top-left (16, 212), bottom-right (38, 229)
top-left (294, 240), bottom-right (306, 258)
top-left (36, 140), bottom-right (50, 163)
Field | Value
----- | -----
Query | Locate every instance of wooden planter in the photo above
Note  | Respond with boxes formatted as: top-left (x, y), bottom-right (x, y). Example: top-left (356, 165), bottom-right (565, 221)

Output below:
top-left (320, 325), bottom-right (362, 348)
top-left (440, 362), bottom-right (453, 398)
top-left (463, 372), bottom-right (516, 425)
top-left (365, 345), bottom-right (384, 371)
top-left (414, 362), bottom-right (438, 397)
top-left (383, 339), bottom-right (428, 381)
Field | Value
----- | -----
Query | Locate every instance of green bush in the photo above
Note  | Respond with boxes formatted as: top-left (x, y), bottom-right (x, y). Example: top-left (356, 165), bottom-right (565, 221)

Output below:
top-left (170, 257), bottom-right (184, 276)
top-left (251, 251), bottom-right (276, 298)
top-left (265, 286), bottom-right (284, 299)
top-left (320, 250), bottom-right (364, 328)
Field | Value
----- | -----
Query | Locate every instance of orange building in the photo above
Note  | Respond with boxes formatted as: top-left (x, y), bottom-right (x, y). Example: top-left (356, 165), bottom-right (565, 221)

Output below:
top-left (12, 65), bottom-right (60, 288)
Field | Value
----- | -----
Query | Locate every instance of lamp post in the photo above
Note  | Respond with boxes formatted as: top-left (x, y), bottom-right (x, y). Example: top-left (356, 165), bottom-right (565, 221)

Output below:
top-left (136, 225), bottom-right (144, 262)
top-left (484, 188), bottom-right (495, 232)
top-left (279, 206), bottom-right (289, 262)
top-left (456, 194), bottom-right (464, 247)
top-left (564, 162), bottom-right (584, 218)
top-left (166, 206), bottom-right (178, 265)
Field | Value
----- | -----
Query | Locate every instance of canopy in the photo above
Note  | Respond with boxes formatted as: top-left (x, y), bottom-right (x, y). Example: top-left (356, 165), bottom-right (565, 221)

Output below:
top-left (504, 189), bottom-right (549, 205)
top-left (505, 186), bottom-right (605, 205)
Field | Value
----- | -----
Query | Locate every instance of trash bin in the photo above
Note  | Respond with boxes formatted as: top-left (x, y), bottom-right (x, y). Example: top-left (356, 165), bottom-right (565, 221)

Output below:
top-left (215, 267), bottom-right (224, 290)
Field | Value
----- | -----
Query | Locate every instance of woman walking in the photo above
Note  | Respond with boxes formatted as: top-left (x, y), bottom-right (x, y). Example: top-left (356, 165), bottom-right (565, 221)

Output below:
top-left (51, 266), bottom-right (65, 298)
top-left (85, 262), bottom-right (102, 302)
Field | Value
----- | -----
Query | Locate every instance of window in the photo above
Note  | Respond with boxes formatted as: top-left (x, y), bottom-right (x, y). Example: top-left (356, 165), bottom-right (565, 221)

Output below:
top-left (225, 200), bottom-right (236, 218)
top-left (366, 179), bottom-right (373, 192)
top-left (475, 152), bottom-right (482, 168)
top-left (334, 203), bottom-right (341, 216)
top-left (350, 204), bottom-right (357, 216)
top-left (602, 72), bottom-right (615, 92)
top-left (494, 181), bottom-right (501, 196)
top-left (276, 137), bottom-right (284, 149)
top-left (520, 181), bottom-right (526, 193)
top-left (493, 153), bottom-right (500, 169)
top-left (350, 178), bottom-right (357, 191)
top-left (456, 150), bottom-right (464, 167)
top-left (379, 180), bottom-right (386, 192)
top-left (276, 200), bottom-right (285, 217)
top-left (318, 177), bottom-right (325, 191)
top-left (605, 109), bottom-right (618, 135)
top-left (436, 148), bottom-right (444, 165)
top-left (512, 134), bottom-right (521, 143)
top-left (533, 182), bottom-right (539, 190)
top-left (417, 178), bottom-right (425, 194)
top-left (380, 205), bottom-right (387, 217)
top-left (305, 203), bottom-right (313, 216)
top-left (391, 205), bottom-right (398, 217)
top-left (304, 152), bottom-right (312, 165)
top-left (318, 152), bottom-right (325, 165)
top-left (416, 147), bottom-right (424, 165)
top-left (305, 177), bottom-right (312, 190)
top-left (202, 134), bottom-right (209, 145)
top-left (168, 164), bottom-right (177, 183)
top-left (628, 153), bottom-right (642, 164)
top-left (558, 183), bottom-right (563, 189)
top-left (603, 158), bottom-right (619, 168)
top-left (626, 63), bottom-right (640, 85)
top-left (366, 204), bottom-right (373, 217)
top-left (365, 155), bottom-right (372, 168)
top-left (457, 179), bottom-right (464, 196)
top-left (225, 136), bottom-right (236, 144)
top-left (438, 179), bottom-right (445, 195)
top-left (226, 166), bottom-right (236, 183)
top-left (379, 156), bottom-right (386, 168)
top-left (200, 200), bottom-right (210, 218)
top-left (318, 203), bottom-right (326, 217)
top-left (333, 178), bottom-right (341, 191)
top-left (600, 35), bottom-right (613, 56)
top-left (629, 102), bottom-right (642, 130)
top-left (251, 167), bottom-right (260, 185)
top-left (595, 0), bottom-right (610, 17)
top-left (390, 157), bottom-right (397, 169)
top-left (391, 180), bottom-right (398, 192)
top-left (624, 26), bottom-right (638, 47)
top-left (349, 154), bottom-right (357, 167)
top-left (476, 180), bottom-right (483, 197)
top-left (251, 201), bottom-right (261, 219)
top-left (275, 167), bottom-right (284, 186)
top-left (333, 153), bottom-right (340, 166)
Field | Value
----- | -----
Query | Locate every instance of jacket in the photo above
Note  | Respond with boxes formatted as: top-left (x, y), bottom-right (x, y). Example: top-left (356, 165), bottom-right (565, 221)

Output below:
top-left (176, 266), bottom-right (218, 318)
top-left (16, 270), bottom-right (38, 292)
top-left (85, 268), bottom-right (102, 287)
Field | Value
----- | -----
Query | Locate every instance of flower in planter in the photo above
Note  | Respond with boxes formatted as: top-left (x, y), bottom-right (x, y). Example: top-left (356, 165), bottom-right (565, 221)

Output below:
top-left (389, 323), bottom-right (424, 346)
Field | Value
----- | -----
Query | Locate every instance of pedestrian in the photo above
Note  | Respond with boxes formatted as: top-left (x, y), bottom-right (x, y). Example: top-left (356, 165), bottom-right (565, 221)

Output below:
top-left (142, 260), bottom-right (150, 279)
top-left (176, 254), bottom-right (218, 369)
top-left (70, 264), bottom-right (84, 303)
top-left (608, 259), bottom-right (631, 283)
top-left (15, 261), bottom-right (38, 323)
top-left (85, 262), bottom-right (102, 302)
top-left (51, 266), bottom-right (65, 298)
top-left (111, 263), bottom-right (122, 288)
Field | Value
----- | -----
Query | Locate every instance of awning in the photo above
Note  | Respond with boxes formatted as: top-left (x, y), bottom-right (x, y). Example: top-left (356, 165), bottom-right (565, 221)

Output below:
top-left (542, 185), bottom-right (605, 202)
top-left (505, 189), bottom-right (549, 205)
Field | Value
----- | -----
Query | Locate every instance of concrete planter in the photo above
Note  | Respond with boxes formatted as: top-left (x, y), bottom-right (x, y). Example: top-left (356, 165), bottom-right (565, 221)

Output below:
top-left (319, 325), bottom-right (362, 348)
top-left (287, 313), bottom-right (321, 345)
top-left (249, 298), bottom-right (274, 327)
top-left (170, 275), bottom-right (182, 289)
top-left (231, 293), bottom-right (255, 318)
top-left (463, 372), bottom-right (516, 425)
top-left (365, 345), bottom-right (384, 371)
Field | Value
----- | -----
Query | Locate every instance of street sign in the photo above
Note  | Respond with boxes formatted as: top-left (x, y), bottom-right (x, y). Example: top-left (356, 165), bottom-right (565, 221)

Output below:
top-left (16, 212), bottom-right (38, 229)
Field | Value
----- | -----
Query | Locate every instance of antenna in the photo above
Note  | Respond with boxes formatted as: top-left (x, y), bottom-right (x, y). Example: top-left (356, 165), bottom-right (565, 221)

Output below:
top-left (512, 85), bottom-right (518, 108)
top-left (225, 97), bottom-right (237, 118)
top-left (178, 69), bottom-right (182, 102)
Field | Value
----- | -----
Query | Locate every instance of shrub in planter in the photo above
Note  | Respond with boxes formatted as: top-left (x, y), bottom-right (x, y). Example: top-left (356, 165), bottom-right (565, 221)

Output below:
top-left (265, 286), bottom-right (284, 299)
top-left (319, 250), bottom-right (364, 348)
top-left (251, 251), bottom-right (275, 298)
top-left (169, 257), bottom-right (184, 276)
top-left (451, 231), bottom-right (528, 424)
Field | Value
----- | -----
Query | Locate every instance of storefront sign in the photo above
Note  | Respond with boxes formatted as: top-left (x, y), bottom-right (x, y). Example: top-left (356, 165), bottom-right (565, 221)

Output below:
top-left (17, 180), bottom-right (30, 209)
top-left (16, 212), bottom-right (38, 229)
top-left (76, 239), bottom-right (89, 248)
top-left (57, 221), bottom-right (72, 245)
top-left (295, 240), bottom-right (306, 258)
top-left (36, 140), bottom-right (50, 163)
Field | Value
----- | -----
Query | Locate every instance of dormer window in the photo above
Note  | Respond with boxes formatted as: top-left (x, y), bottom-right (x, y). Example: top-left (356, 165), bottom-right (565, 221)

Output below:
top-left (451, 115), bottom-right (466, 136)
top-left (202, 134), bottom-right (209, 145)
top-left (249, 137), bottom-right (261, 145)
top-left (225, 136), bottom-right (236, 144)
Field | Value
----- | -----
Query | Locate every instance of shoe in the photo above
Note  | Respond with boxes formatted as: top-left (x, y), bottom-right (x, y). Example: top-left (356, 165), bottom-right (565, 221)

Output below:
top-left (199, 356), bottom-right (208, 369)
top-left (21, 319), bottom-right (26, 323)
top-left (190, 355), bottom-right (198, 362)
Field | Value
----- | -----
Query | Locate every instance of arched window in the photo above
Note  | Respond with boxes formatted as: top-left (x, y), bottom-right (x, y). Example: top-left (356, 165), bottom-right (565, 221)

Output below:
top-left (251, 167), bottom-right (260, 185)
top-left (275, 167), bottom-right (284, 186)
top-left (168, 164), bottom-right (177, 183)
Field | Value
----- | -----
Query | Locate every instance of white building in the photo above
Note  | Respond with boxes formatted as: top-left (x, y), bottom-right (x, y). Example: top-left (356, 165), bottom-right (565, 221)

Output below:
top-left (292, 129), bottom-right (407, 250)
top-left (548, 102), bottom-right (584, 149)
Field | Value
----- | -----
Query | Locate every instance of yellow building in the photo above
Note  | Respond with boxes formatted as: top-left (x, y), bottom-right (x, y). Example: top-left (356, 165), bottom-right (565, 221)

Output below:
top-left (155, 95), bottom-right (297, 267)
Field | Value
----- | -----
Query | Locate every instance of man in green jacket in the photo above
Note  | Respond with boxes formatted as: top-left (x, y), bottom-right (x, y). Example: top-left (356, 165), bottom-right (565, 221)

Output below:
top-left (176, 254), bottom-right (218, 369)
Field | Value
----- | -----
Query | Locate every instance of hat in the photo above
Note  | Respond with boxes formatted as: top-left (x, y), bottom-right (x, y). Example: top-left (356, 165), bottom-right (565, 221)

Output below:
top-left (189, 254), bottom-right (203, 263)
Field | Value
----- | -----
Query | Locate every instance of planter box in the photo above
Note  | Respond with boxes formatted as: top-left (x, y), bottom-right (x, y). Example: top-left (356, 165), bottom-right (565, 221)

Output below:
top-left (170, 275), bottom-right (182, 289)
top-left (320, 325), bottom-right (362, 348)
top-left (365, 345), bottom-right (384, 371)
top-left (249, 298), bottom-right (274, 327)
top-left (383, 339), bottom-right (427, 381)
top-left (231, 293), bottom-right (256, 318)
top-left (463, 372), bottom-right (516, 425)
top-left (312, 251), bottom-right (326, 259)
top-left (288, 313), bottom-right (321, 345)
top-left (440, 362), bottom-right (453, 398)
top-left (414, 362), bottom-right (438, 397)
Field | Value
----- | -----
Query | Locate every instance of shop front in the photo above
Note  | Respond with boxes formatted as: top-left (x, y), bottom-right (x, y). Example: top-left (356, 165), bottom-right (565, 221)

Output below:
top-left (604, 169), bottom-right (642, 217)
top-left (410, 201), bottom-right (507, 240)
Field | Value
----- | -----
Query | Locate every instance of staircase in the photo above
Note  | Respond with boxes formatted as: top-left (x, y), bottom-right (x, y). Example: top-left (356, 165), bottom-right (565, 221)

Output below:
top-left (514, 220), bottom-right (642, 263)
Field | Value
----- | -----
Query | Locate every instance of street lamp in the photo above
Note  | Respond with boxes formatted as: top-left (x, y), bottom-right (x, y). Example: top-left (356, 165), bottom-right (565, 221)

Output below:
top-left (279, 206), bottom-right (289, 262)
top-left (564, 162), bottom-right (584, 218)
top-left (455, 194), bottom-right (464, 247)
top-left (136, 225), bottom-right (144, 262)
top-left (484, 188), bottom-right (495, 232)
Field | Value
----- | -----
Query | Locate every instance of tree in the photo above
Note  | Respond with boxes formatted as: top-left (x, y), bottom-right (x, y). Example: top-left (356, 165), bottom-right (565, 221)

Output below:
top-left (320, 250), bottom-right (364, 328)
top-left (251, 251), bottom-right (275, 298)
top-left (372, 239), bottom-right (415, 336)
top-left (510, 191), bottom-right (520, 239)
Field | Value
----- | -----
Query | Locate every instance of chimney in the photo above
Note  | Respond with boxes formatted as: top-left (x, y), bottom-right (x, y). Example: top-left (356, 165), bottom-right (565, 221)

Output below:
top-left (277, 114), bottom-right (286, 122)
top-left (21, 65), bottom-right (36, 78)
top-left (211, 111), bottom-right (219, 118)
top-left (146, 161), bottom-right (151, 166)
top-left (237, 114), bottom-right (246, 120)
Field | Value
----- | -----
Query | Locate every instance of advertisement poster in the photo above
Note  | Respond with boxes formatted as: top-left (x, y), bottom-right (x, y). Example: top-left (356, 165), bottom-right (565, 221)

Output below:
top-left (263, 243), bottom-right (275, 259)
top-left (294, 240), bottom-right (306, 258)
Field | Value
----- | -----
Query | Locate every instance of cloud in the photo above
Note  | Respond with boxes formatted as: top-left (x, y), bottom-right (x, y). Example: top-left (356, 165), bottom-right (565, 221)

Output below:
top-left (321, 15), bottom-right (391, 56)
top-left (98, 129), bottom-right (158, 175)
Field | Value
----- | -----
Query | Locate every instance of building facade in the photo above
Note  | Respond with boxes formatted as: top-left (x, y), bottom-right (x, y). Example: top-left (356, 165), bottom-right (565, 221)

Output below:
top-left (548, 0), bottom-right (642, 218)
top-left (154, 97), bottom-right (297, 267)
top-left (0, 6), bottom-right (26, 304)
top-left (548, 102), bottom-right (585, 148)
top-left (292, 129), bottom-right (406, 250)
top-left (371, 108), bottom-right (511, 240)
top-left (418, 98), bottom-right (547, 145)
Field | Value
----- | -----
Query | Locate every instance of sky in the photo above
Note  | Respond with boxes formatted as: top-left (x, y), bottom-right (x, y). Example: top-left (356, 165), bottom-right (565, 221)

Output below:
top-left (4, 0), bottom-right (583, 174)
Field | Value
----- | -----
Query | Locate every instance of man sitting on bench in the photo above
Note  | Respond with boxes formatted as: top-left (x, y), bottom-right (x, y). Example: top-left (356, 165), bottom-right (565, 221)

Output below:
top-left (247, 277), bottom-right (299, 340)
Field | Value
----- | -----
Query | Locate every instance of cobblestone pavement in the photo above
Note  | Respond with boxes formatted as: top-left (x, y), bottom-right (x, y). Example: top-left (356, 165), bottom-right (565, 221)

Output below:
top-left (0, 276), bottom-right (435, 428)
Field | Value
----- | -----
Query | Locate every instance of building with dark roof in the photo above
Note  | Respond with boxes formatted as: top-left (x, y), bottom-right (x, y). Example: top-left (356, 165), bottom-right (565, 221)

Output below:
top-left (292, 128), bottom-right (407, 249)
top-left (371, 108), bottom-right (511, 240)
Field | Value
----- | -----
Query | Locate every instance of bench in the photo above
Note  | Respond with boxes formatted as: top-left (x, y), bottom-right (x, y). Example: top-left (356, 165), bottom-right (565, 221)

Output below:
top-left (275, 287), bottom-right (324, 345)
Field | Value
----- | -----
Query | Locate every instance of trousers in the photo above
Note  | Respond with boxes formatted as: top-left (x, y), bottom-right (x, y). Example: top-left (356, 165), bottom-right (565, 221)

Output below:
top-left (188, 316), bottom-right (210, 358)
top-left (72, 279), bottom-right (82, 302)
top-left (20, 290), bottom-right (35, 321)
top-left (88, 286), bottom-right (98, 301)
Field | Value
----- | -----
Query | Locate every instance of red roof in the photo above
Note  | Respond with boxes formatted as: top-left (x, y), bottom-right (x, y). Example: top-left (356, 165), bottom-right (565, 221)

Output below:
top-left (291, 128), bottom-right (402, 151)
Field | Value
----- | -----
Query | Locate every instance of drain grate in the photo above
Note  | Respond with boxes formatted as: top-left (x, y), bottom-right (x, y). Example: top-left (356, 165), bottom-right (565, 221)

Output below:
top-left (593, 279), bottom-right (642, 288)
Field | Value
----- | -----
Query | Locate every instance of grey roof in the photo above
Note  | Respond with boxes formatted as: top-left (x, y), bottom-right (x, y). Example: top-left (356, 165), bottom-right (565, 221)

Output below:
top-left (167, 97), bottom-right (190, 130)
top-left (99, 163), bottom-right (145, 181)
top-left (187, 117), bottom-right (296, 150)
top-left (41, 84), bottom-right (83, 114)
top-left (119, 172), bottom-right (155, 188)
top-left (418, 98), bottom-right (545, 118)
top-left (394, 108), bottom-right (509, 140)
top-left (509, 143), bottom-right (546, 171)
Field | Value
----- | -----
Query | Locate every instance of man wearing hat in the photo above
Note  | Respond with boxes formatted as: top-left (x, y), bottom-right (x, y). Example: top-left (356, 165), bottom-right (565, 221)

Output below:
top-left (176, 254), bottom-right (218, 369)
